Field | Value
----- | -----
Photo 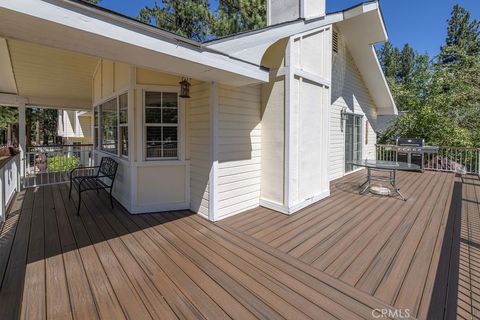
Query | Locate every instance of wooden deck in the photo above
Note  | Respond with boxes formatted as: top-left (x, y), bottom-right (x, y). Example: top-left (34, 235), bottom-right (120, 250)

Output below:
top-left (0, 170), bottom-right (476, 319)
top-left (0, 182), bottom-right (402, 320)
top-left (220, 170), bottom-right (477, 320)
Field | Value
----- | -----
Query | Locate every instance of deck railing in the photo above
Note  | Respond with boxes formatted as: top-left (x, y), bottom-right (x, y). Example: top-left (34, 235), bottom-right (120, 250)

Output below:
top-left (24, 144), bottom-right (94, 187)
top-left (376, 144), bottom-right (480, 175)
top-left (0, 154), bottom-right (19, 223)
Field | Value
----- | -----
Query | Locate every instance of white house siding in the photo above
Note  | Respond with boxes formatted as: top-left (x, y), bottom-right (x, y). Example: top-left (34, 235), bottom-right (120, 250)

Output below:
top-left (132, 68), bottom-right (189, 213)
top-left (189, 82), bottom-right (211, 218)
top-left (92, 59), bottom-right (133, 211)
top-left (78, 115), bottom-right (92, 140)
top-left (292, 28), bottom-right (331, 205)
top-left (330, 30), bottom-right (378, 181)
top-left (217, 84), bottom-right (262, 219)
top-left (260, 39), bottom-right (287, 209)
top-left (62, 111), bottom-right (76, 137)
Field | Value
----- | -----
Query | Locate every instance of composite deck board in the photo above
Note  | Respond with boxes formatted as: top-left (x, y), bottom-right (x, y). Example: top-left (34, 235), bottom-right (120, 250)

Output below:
top-left (0, 187), bottom-right (34, 320)
top-left (316, 172), bottom-right (425, 273)
top-left (220, 170), bottom-right (477, 319)
top-left (21, 187), bottom-right (46, 319)
top-left (0, 189), bottom-right (24, 289)
top-left (338, 172), bottom-right (440, 287)
top-left (43, 186), bottom-right (73, 319)
top-left (51, 183), bottom-right (99, 320)
top-left (356, 172), bottom-right (449, 295)
top-left (1, 170), bottom-right (479, 319)
top-left (323, 171), bottom-right (433, 278)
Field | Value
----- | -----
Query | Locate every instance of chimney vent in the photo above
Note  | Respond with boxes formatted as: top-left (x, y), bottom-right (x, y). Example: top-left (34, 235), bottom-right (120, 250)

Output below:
top-left (267, 0), bottom-right (326, 25)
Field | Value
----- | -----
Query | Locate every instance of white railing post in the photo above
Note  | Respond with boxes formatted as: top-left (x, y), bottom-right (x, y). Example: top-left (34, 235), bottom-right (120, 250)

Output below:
top-left (18, 104), bottom-right (26, 186)
top-left (23, 144), bottom-right (93, 188)
top-left (478, 149), bottom-right (480, 176)
top-left (0, 163), bottom-right (5, 224)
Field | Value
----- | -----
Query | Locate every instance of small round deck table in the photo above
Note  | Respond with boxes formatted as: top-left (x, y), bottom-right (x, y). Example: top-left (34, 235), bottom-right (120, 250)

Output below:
top-left (349, 160), bottom-right (420, 201)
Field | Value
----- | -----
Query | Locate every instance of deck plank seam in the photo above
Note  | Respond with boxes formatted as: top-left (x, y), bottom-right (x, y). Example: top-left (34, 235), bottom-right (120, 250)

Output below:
top-left (354, 172), bottom-right (443, 292)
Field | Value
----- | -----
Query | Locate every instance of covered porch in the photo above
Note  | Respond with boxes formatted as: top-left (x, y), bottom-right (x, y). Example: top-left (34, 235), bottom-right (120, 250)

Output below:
top-left (0, 0), bottom-right (269, 221)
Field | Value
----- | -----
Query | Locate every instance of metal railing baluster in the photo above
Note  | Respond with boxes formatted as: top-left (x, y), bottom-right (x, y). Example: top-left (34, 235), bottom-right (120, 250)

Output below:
top-left (376, 144), bottom-right (480, 175)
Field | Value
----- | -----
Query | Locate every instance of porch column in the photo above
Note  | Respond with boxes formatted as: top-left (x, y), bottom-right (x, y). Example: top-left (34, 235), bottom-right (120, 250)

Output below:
top-left (208, 81), bottom-right (219, 221)
top-left (18, 103), bottom-right (26, 181)
top-left (6, 125), bottom-right (11, 146)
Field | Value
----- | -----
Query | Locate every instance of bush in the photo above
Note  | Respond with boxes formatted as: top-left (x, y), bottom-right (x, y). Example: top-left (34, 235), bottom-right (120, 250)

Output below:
top-left (47, 155), bottom-right (80, 172)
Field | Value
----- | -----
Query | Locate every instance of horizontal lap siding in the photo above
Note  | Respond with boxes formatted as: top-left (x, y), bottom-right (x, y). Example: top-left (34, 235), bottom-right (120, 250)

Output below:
top-left (189, 83), bottom-right (210, 218)
top-left (217, 85), bottom-right (262, 219)
top-left (79, 116), bottom-right (92, 138)
top-left (330, 30), bottom-right (378, 181)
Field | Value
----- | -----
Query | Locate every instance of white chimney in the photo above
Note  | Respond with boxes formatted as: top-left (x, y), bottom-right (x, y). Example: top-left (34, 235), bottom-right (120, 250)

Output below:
top-left (267, 0), bottom-right (326, 25)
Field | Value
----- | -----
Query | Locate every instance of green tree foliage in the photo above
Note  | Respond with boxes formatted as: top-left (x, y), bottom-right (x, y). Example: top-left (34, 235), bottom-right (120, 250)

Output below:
top-left (138, 0), bottom-right (214, 41)
top-left (378, 5), bottom-right (480, 147)
top-left (378, 43), bottom-right (431, 112)
top-left (440, 4), bottom-right (480, 64)
top-left (0, 107), bottom-right (17, 130)
top-left (137, 0), bottom-right (266, 40)
top-left (48, 155), bottom-right (79, 172)
top-left (215, 0), bottom-right (266, 37)
top-left (28, 108), bottom-right (58, 145)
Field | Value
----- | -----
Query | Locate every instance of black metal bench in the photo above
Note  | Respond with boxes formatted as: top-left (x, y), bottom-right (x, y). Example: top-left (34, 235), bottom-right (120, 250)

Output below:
top-left (69, 157), bottom-right (118, 215)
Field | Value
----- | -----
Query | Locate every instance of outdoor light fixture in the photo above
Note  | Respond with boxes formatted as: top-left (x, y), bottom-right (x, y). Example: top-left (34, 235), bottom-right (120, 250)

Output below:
top-left (179, 78), bottom-right (191, 98)
top-left (340, 107), bottom-right (348, 121)
top-left (340, 107), bottom-right (348, 132)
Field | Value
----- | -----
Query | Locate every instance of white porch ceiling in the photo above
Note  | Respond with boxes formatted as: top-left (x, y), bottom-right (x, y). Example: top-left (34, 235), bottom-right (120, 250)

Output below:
top-left (7, 39), bottom-right (98, 109)
top-left (0, 38), bottom-right (17, 94)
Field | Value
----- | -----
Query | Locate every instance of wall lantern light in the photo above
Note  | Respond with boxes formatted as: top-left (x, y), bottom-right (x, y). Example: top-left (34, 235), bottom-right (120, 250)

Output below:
top-left (179, 78), bottom-right (191, 98)
top-left (340, 107), bottom-right (348, 121)
top-left (340, 107), bottom-right (348, 132)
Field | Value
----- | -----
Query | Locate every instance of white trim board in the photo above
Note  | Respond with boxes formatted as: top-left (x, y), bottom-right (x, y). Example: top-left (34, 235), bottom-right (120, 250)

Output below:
top-left (129, 202), bottom-right (190, 214)
top-left (208, 81), bottom-right (219, 221)
top-left (260, 190), bottom-right (330, 215)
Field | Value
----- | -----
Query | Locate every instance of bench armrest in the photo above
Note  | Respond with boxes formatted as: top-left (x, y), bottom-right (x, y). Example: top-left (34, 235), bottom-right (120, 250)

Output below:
top-left (70, 166), bottom-right (99, 179)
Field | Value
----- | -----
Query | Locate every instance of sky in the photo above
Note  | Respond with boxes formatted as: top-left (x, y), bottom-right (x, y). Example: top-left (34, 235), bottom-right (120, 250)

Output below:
top-left (98, 0), bottom-right (480, 57)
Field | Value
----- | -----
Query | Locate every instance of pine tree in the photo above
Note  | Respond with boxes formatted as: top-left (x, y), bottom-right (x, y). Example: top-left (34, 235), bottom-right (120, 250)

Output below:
top-left (377, 41), bottom-right (399, 79)
top-left (433, 4), bottom-right (480, 144)
top-left (377, 42), bottom-right (431, 112)
top-left (440, 4), bottom-right (480, 65)
top-left (398, 44), bottom-right (415, 83)
top-left (138, 0), bottom-right (213, 41)
top-left (0, 107), bottom-right (17, 130)
top-left (215, 0), bottom-right (266, 37)
top-left (379, 5), bottom-right (480, 147)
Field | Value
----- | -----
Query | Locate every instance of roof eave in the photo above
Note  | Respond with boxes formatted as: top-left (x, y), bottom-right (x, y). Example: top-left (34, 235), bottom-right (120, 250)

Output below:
top-left (0, 0), bottom-right (268, 86)
top-left (336, 2), bottom-right (397, 115)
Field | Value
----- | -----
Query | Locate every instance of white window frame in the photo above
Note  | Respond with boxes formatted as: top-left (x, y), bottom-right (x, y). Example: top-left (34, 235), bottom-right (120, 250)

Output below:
top-left (118, 92), bottom-right (129, 159)
top-left (93, 90), bottom-right (130, 159)
top-left (93, 106), bottom-right (99, 149)
top-left (142, 88), bottom-right (181, 161)
top-left (344, 112), bottom-right (364, 173)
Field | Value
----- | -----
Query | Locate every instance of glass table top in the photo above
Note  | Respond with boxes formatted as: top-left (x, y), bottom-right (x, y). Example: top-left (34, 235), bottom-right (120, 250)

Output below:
top-left (349, 160), bottom-right (421, 171)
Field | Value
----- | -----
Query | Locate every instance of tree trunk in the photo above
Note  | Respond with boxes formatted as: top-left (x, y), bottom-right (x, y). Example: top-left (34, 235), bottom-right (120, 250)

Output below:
top-left (7, 124), bottom-right (11, 146)
top-left (35, 120), bottom-right (40, 145)
top-left (12, 124), bottom-right (19, 147)
top-left (25, 122), bottom-right (31, 148)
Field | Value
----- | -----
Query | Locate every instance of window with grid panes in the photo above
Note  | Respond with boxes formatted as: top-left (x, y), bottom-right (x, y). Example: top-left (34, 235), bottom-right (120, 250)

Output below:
top-left (144, 92), bottom-right (178, 159)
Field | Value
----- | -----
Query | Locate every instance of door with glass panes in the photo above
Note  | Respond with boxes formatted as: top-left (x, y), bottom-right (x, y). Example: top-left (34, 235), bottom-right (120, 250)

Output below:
top-left (345, 114), bottom-right (362, 173)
